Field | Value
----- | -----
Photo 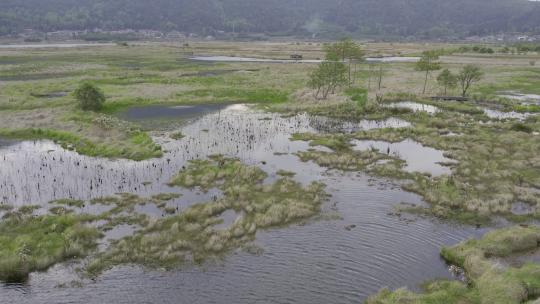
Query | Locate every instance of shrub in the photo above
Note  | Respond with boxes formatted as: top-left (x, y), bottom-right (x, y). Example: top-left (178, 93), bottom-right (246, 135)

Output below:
top-left (74, 82), bottom-right (105, 111)
top-left (511, 123), bottom-right (533, 133)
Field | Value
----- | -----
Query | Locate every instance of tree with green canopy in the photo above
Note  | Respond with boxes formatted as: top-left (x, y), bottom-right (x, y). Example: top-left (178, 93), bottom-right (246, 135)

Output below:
top-left (324, 38), bottom-right (364, 86)
top-left (456, 65), bottom-right (483, 97)
top-left (308, 43), bottom-right (348, 99)
top-left (436, 69), bottom-right (457, 95)
top-left (415, 50), bottom-right (441, 94)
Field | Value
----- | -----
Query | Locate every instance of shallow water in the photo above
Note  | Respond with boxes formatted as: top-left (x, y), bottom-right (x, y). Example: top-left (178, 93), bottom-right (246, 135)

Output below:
top-left (0, 105), bottom-right (485, 304)
top-left (499, 92), bottom-right (540, 105)
top-left (383, 102), bottom-right (440, 114)
top-left (483, 108), bottom-right (530, 120)
top-left (119, 104), bottom-right (229, 121)
top-left (190, 56), bottom-right (420, 64)
top-left (352, 139), bottom-right (453, 176)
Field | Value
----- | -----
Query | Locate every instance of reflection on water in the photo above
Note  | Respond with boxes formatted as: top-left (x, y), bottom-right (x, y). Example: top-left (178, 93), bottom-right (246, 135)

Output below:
top-left (0, 104), bottom-right (485, 304)
top-left (384, 102), bottom-right (440, 114)
top-left (119, 104), bottom-right (229, 121)
top-left (499, 92), bottom-right (540, 105)
top-left (0, 105), bottom-right (410, 206)
top-left (483, 108), bottom-right (530, 120)
top-left (353, 139), bottom-right (453, 176)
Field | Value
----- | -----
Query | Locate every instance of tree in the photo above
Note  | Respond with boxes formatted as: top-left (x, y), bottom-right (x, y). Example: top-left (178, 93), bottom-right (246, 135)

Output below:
top-left (309, 45), bottom-right (348, 99)
top-left (74, 82), bottom-right (105, 111)
top-left (324, 38), bottom-right (364, 86)
top-left (415, 50), bottom-right (441, 94)
top-left (436, 69), bottom-right (457, 95)
top-left (456, 65), bottom-right (483, 97)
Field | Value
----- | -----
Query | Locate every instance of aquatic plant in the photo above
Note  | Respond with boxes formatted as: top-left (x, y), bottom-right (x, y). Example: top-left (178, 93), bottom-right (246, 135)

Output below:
top-left (86, 157), bottom-right (328, 276)
top-left (0, 214), bottom-right (101, 282)
top-left (0, 128), bottom-right (162, 161)
top-left (169, 131), bottom-right (185, 140)
top-left (367, 226), bottom-right (540, 304)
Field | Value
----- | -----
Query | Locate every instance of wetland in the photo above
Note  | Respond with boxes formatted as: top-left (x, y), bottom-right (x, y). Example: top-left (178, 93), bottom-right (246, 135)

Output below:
top-left (1, 40), bottom-right (539, 304)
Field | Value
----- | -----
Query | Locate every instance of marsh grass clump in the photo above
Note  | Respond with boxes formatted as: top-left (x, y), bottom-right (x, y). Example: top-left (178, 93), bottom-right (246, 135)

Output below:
top-left (0, 214), bottom-right (101, 283)
top-left (169, 155), bottom-right (267, 191)
top-left (49, 206), bottom-right (75, 215)
top-left (169, 131), bottom-right (185, 140)
top-left (0, 128), bottom-right (162, 161)
top-left (292, 109), bottom-right (540, 224)
top-left (291, 133), bottom-right (392, 171)
top-left (86, 157), bottom-right (328, 277)
top-left (74, 82), bottom-right (105, 112)
top-left (150, 193), bottom-right (182, 203)
top-left (441, 226), bottom-right (540, 268)
top-left (17, 205), bottom-right (41, 215)
top-left (510, 122), bottom-right (533, 133)
top-left (366, 280), bottom-right (480, 304)
top-left (50, 199), bottom-right (85, 208)
top-left (367, 226), bottom-right (540, 304)
top-left (91, 193), bottom-right (145, 215)
top-left (297, 150), bottom-right (389, 171)
top-left (440, 226), bottom-right (540, 304)
top-left (276, 170), bottom-right (296, 177)
top-left (291, 133), bottom-right (352, 151)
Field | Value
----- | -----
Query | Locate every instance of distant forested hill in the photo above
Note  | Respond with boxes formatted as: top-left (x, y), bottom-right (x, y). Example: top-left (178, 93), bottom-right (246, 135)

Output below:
top-left (0, 0), bottom-right (538, 38)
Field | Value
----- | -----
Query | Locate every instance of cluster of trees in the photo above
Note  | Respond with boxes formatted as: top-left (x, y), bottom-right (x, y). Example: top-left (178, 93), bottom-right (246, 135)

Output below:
top-left (308, 39), bottom-right (363, 99)
top-left (436, 66), bottom-right (483, 97)
top-left (457, 46), bottom-right (495, 54)
top-left (309, 44), bottom-right (483, 100)
top-left (415, 51), bottom-right (483, 97)
top-left (0, 0), bottom-right (539, 38)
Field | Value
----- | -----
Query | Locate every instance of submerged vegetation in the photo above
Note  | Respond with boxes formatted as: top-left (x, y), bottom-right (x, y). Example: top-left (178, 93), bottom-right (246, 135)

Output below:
top-left (0, 40), bottom-right (540, 302)
top-left (291, 105), bottom-right (540, 225)
top-left (87, 156), bottom-right (328, 276)
top-left (0, 154), bottom-right (329, 282)
top-left (0, 128), bottom-right (162, 160)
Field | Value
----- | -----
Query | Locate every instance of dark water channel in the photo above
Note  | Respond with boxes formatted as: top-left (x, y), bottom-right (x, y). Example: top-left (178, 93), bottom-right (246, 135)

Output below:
top-left (0, 104), bottom-right (486, 304)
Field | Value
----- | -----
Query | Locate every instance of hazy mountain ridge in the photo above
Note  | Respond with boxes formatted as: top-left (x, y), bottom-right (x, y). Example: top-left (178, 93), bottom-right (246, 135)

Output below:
top-left (0, 0), bottom-right (538, 38)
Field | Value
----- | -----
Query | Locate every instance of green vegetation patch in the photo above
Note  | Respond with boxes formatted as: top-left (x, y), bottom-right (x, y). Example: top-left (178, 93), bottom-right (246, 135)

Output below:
top-left (367, 226), bottom-right (540, 304)
top-left (0, 128), bottom-right (162, 161)
top-left (86, 156), bottom-right (328, 276)
top-left (0, 214), bottom-right (101, 282)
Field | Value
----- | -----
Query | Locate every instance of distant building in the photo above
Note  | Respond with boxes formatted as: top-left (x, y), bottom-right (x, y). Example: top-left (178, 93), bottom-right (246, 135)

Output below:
top-left (138, 30), bottom-right (164, 39)
top-left (166, 31), bottom-right (186, 40)
top-left (19, 28), bottom-right (44, 40)
top-left (46, 30), bottom-right (80, 40)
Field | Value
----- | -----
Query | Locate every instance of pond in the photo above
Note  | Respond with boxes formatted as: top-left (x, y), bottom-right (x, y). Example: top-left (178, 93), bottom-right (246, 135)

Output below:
top-left (498, 92), bottom-right (540, 105)
top-left (352, 139), bottom-right (453, 176)
top-left (383, 102), bottom-right (440, 114)
top-left (0, 105), bottom-right (485, 304)
top-left (119, 104), bottom-right (230, 121)
top-left (483, 108), bottom-right (530, 120)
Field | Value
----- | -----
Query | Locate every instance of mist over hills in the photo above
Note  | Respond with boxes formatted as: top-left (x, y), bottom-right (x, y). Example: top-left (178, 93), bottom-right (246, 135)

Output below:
top-left (0, 0), bottom-right (539, 38)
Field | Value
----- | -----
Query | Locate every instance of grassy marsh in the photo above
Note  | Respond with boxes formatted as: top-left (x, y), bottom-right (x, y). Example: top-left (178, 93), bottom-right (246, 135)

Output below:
top-left (0, 213), bottom-right (101, 282)
top-left (368, 226), bottom-right (540, 304)
top-left (86, 156), bottom-right (328, 276)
